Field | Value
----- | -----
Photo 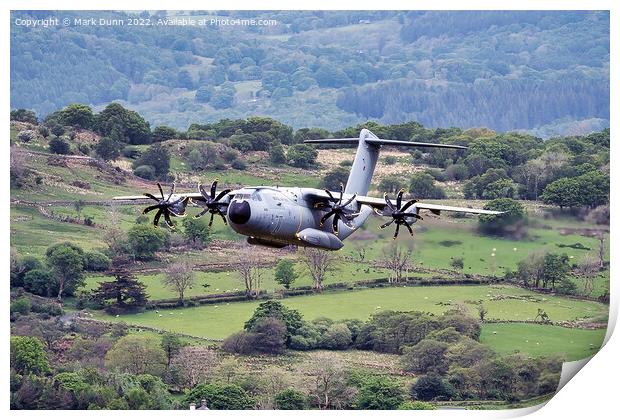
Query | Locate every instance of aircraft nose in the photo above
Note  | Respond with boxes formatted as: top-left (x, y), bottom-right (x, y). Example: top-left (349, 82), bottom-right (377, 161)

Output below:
top-left (229, 200), bottom-right (251, 224)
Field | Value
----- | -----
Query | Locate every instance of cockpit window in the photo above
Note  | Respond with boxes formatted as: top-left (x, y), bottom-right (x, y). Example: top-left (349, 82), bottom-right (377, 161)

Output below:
top-left (251, 191), bottom-right (262, 201)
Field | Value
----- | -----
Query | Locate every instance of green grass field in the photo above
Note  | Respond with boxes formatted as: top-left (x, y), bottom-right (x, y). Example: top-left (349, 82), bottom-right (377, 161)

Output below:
top-left (92, 284), bottom-right (608, 342)
top-left (480, 323), bottom-right (606, 360)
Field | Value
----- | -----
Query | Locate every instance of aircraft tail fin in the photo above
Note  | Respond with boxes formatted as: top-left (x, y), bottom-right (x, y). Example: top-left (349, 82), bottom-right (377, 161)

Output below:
top-left (304, 129), bottom-right (466, 196)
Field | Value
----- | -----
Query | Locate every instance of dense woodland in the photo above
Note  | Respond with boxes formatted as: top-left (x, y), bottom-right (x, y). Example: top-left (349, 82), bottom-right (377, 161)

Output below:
top-left (11, 10), bottom-right (609, 135)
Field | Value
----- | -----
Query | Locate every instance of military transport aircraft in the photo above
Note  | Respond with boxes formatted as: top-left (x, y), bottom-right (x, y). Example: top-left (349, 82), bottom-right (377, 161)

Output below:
top-left (114, 129), bottom-right (502, 250)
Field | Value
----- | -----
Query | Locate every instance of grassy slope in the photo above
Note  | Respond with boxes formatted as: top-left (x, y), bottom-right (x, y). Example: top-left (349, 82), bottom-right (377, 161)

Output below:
top-left (92, 284), bottom-right (608, 342)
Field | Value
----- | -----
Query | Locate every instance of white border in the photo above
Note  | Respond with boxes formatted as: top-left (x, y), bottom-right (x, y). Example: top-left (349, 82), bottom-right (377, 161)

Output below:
top-left (3, 1), bottom-right (617, 419)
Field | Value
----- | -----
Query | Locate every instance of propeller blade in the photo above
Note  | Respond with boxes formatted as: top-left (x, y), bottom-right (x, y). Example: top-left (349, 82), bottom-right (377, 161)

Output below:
top-left (208, 212), bottom-right (215, 227)
top-left (195, 208), bottom-right (210, 219)
top-left (384, 193), bottom-right (395, 211)
top-left (167, 183), bottom-right (175, 201)
top-left (332, 213), bottom-right (340, 235)
top-left (143, 204), bottom-right (160, 214)
top-left (210, 179), bottom-right (218, 199)
top-left (214, 188), bottom-right (232, 202)
top-left (396, 189), bottom-right (404, 209)
top-left (324, 189), bottom-right (336, 202)
top-left (401, 199), bottom-right (417, 212)
top-left (157, 182), bottom-right (165, 200)
top-left (342, 193), bottom-right (357, 207)
top-left (216, 209), bottom-right (227, 225)
top-left (393, 223), bottom-right (400, 240)
top-left (199, 184), bottom-right (210, 201)
top-left (320, 210), bottom-right (336, 226)
top-left (404, 220), bottom-right (414, 236)
top-left (338, 183), bottom-right (344, 204)
top-left (144, 193), bottom-right (160, 202)
top-left (380, 220), bottom-right (394, 229)
top-left (153, 209), bottom-right (163, 227)
top-left (164, 211), bottom-right (175, 229)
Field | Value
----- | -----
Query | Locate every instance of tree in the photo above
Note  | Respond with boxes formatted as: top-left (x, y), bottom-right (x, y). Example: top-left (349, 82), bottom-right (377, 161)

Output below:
top-left (401, 339), bottom-right (449, 374)
top-left (322, 167), bottom-right (349, 190)
top-left (170, 346), bottom-right (218, 388)
top-left (23, 269), bottom-right (57, 297)
top-left (236, 247), bottom-right (264, 298)
top-left (244, 301), bottom-right (304, 342)
top-left (184, 383), bottom-right (254, 409)
top-left (161, 333), bottom-right (185, 368)
top-left (274, 389), bottom-right (307, 409)
top-left (300, 248), bottom-right (337, 291)
top-left (409, 173), bottom-right (446, 199)
top-left (162, 260), bottom-right (195, 304)
top-left (90, 271), bottom-right (149, 314)
top-left (151, 126), bottom-right (178, 143)
top-left (250, 317), bottom-right (288, 354)
top-left (274, 260), bottom-right (298, 289)
top-left (105, 336), bottom-right (167, 376)
top-left (477, 304), bottom-right (488, 322)
top-left (83, 251), bottom-right (111, 271)
top-left (11, 108), bottom-right (38, 124)
top-left (95, 136), bottom-right (121, 161)
top-left (286, 144), bottom-right (318, 168)
top-left (95, 103), bottom-right (151, 145)
top-left (269, 142), bottom-right (287, 164)
top-left (11, 336), bottom-right (50, 374)
top-left (376, 243), bottom-right (414, 283)
top-left (321, 323), bottom-right (353, 350)
top-left (181, 217), bottom-right (211, 248)
top-left (58, 103), bottom-right (94, 129)
top-left (306, 354), bottom-right (356, 409)
top-left (127, 223), bottom-right (167, 260)
top-left (133, 143), bottom-right (170, 178)
top-left (45, 242), bottom-right (85, 301)
top-left (195, 86), bottom-right (215, 103)
top-left (542, 253), bottom-right (570, 290)
top-left (541, 171), bottom-right (609, 209)
top-left (410, 373), bottom-right (454, 401)
top-left (478, 198), bottom-right (525, 236)
top-left (355, 376), bottom-right (405, 410)
top-left (49, 137), bottom-right (71, 155)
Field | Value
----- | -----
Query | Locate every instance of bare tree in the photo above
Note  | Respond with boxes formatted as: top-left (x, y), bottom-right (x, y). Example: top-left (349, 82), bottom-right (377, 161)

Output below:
top-left (575, 254), bottom-right (600, 296)
top-left (597, 233), bottom-right (606, 269)
top-left (236, 247), bottom-right (263, 298)
top-left (305, 353), bottom-right (356, 409)
top-left (171, 346), bottom-right (219, 388)
top-left (163, 260), bottom-right (195, 304)
top-left (300, 248), bottom-right (337, 292)
top-left (376, 242), bottom-right (413, 283)
top-left (10, 146), bottom-right (26, 181)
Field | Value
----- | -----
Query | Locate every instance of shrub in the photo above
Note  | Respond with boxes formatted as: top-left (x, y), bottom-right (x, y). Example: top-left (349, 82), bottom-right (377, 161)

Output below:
top-left (23, 269), bottom-right (57, 297)
top-left (133, 165), bottom-right (156, 180)
top-left (274, 389), bottom-right (307, 409)
top-left (84, 251), bottom-right (111, 271)
top-left (221, 331), bottom-right (257, 355)
top-left (184, 383), bottom-right (254, 409)
top-left (320, 324), bottom-right (353, 350)
top-left (410, 373), bottom-right (454, 401)
top-left (398, 401), bottom-right (435, 410)
top-left (231, 158), bottom-right (247, 170)
top-left (10, 297), bottom-right (31, 315)
top-left (355, 376), bottom-right (405, 409)
top-left (11, 336), bottom-right (50, 374)
top-left (49, 137), bottom-right (71, 155)
top-left (17, 130), bottom-right (36, 142)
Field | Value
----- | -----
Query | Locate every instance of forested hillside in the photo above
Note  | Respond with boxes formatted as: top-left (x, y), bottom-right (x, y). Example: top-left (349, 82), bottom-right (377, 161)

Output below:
top-left (11, 10), bottom-right (609, 136)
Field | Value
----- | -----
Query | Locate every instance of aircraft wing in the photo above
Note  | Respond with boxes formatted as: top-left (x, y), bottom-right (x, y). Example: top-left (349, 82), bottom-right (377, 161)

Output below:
top-left (305, 190), bottom-right (503, 215)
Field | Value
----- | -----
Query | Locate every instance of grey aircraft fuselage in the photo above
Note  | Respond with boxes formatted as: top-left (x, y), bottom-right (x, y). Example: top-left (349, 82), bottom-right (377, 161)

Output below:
top-left (224, 186), bottom-right (379, 250)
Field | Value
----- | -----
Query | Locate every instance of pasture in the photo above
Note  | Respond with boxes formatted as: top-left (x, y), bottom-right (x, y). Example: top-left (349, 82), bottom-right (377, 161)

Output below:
top-left (92, 284), bottom-right (608, 359)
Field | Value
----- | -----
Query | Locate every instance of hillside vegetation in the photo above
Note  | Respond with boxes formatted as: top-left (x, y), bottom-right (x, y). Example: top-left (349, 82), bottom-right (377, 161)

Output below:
top-left (11, 10), bottom-right (609, 135)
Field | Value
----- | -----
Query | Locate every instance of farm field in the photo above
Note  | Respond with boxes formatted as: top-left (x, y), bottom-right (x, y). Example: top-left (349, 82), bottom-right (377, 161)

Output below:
top-left (480, 323), bottom-right (606, 360)
top-left (92, 284), bottom-right (608, 351)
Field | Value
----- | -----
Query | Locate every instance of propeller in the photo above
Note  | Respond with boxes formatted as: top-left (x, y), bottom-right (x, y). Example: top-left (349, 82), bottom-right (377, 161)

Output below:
top-left (142, 182), bottom-right (189, 229)
top-left (377, 189), bottom-right (422, 239)
top-left (318, 183), bottom-right (360, 235)
top-left (194, 179), bottom-right (232, 227)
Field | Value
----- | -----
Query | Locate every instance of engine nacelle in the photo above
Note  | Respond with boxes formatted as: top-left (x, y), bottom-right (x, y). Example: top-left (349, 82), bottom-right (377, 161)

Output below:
top-left (296, 228), bottom-right (343, 250)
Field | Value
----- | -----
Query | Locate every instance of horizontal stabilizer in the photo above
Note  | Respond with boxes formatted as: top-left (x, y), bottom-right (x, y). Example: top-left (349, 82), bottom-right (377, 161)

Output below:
top-left (304, 138), bottom-right (466, 150)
